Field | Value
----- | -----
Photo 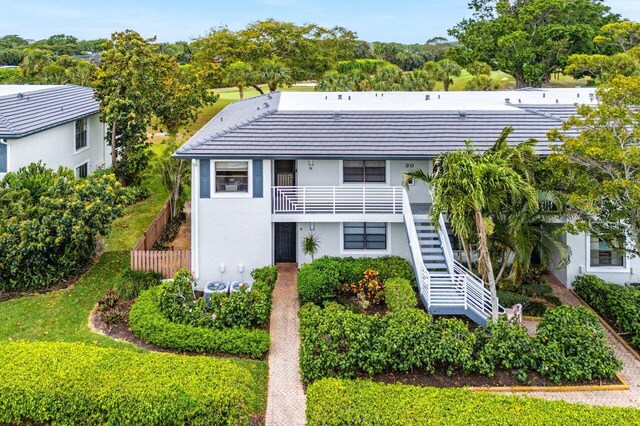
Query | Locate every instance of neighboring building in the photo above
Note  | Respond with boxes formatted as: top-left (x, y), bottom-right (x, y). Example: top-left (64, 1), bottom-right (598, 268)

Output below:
top-left (174, 89), bottom-right (637, 326)
top-left (0, 84), bottom-right (110, 179)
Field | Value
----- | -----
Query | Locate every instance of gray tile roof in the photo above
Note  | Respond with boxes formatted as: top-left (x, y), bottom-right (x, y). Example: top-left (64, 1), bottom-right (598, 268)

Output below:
top-left (175, 92), bottom-right (580, 159)
top-left (0, 85), bottom-right (100, 139)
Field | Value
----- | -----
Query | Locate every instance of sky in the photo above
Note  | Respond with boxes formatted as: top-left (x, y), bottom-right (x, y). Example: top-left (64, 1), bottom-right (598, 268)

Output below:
top-left (1, 0), bottom-right (639, 44)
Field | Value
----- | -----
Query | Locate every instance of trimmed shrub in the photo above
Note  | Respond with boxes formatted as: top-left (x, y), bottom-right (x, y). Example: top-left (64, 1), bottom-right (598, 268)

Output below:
top-left (574, 274), bottom-right (640, 348)
top-left (121, 184), bottom-right (150, 205)
top-left (130, 287), bottom-right (270, 358)
top-left (251, 265), bottom-right (278, 287)
top-left (475, 319), bottom-right (534, 380)
top-left (0, 341), bottom-right (261, 425)
top-left (299, 303), bottom-right (383, 382)
top-left (385, 278), bottom-right (418, 311)
top-left (534, 306), bottom-right (621, 383)
top-left (431, 317), bottom-right (476, 375)
top-left (114, 268), bottom-right (162, 300)
top-left (297, 256), bottom-right (414, 305)
top-left (378, 309), bottom-right (435, 372)
top-left (306, 379), bottom-right (640, 425)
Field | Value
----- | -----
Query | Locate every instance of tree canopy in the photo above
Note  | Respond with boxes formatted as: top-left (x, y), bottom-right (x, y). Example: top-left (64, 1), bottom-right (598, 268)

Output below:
top-left (449, 0), bottom-right (619, 88)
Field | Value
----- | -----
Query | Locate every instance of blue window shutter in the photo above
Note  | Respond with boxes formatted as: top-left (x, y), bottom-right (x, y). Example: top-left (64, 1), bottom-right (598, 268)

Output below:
top-left (0, 142), bottom-right (6, 173)
top-left (200, 159), bottom-right (210, 198)
top-left (253, 160), bottom-right (263, 198)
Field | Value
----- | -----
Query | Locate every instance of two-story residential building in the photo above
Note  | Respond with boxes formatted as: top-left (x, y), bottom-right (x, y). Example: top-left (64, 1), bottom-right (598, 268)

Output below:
top-left (174, 89), bottom-right (638, 326)
top-left (0, 84), bottom-right (110, 179)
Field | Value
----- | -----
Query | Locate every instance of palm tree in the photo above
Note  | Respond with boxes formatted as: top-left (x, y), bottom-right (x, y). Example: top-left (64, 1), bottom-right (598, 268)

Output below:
top-left (403, 70), bottom-right (436, 91)
top-left (258, 59), bottom-right (292, 92)
top-left (405, 127), bottom-right (538, 321)
top-left (423, 59), bottom-right (462, 91)
top-left (224, 61), bottom-right (254, 100)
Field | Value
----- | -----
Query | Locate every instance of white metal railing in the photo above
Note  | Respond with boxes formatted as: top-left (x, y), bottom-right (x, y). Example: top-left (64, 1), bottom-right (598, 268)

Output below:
top-left (402, 189), bottom-right (431, 306)
top-left (272, 186), bottom-right (403, 214)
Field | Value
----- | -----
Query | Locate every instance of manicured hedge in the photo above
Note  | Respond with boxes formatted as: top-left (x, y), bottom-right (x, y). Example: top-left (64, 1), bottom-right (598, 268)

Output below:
top-left (130, 287), bottom-right (270, 358)
top-left (298, 256), bottom-right (415, 305)
top-left (306, 379), bottom-right (640, 425)
top-left (574, 274), bottom-right (640, 348)
top-left (300, 303), bottom-right (621, 384)
top-left (385, 277), bottom-right (418, 311)
top-left (0, 341), bottom-right (261, 425)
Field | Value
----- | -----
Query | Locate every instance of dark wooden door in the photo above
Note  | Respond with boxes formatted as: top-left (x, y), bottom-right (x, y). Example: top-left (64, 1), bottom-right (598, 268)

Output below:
top-left (274, 160), bottom-right (296, 186)
top-left (274, 223), bottom-right (297, 263)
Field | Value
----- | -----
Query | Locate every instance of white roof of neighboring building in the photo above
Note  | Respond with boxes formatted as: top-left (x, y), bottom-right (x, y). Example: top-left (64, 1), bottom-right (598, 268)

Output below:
top-left (276, 88), bottom-right (597, 111)
top-left (0, 85), bottom-right (60, 97)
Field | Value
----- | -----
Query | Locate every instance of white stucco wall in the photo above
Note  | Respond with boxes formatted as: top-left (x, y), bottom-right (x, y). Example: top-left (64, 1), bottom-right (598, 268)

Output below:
top-left (194, 159), bottom-right (273, 289)
top-left (5, 114), bottom-right (109, 175)
top-left (551, 231), bottom-right (640, 287)
top-left (296, 222), bottom-right (411, 267)
top-left (295, 159), bottom-right (431, 204)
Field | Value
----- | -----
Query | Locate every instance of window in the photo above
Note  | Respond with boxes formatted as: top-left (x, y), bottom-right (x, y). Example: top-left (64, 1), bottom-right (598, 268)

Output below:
top-left (344, 222), bottom-right (387, 250)
top-left (75, 118), bottom-right (87, 151)
top-left (343, 160), bottom-right (386, 183)
top-left (0, 140), bottom-right (6, 173)
top-left (590, 236), bottom-right (624, 267)
top-left (215, 161), bottom-right (249, 193)
top-left (76, 162), bottom-right (88, 178)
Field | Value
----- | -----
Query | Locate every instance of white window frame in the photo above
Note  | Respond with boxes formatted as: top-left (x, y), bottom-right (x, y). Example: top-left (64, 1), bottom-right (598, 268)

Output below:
top-left (74, 117), bottom-right (89, 154)
top-left (75, 160), bottom-right (89, 178)
top-left (585, 233), bottom-right (630, 273)
top-left (339, 160), bottom-right (390, 186)
top-left (0, 138), bottom-right (8, 175)
top-left (211, 160), bottom-right (253, 198)
top-left (340, 222), bottom-right (391, 255)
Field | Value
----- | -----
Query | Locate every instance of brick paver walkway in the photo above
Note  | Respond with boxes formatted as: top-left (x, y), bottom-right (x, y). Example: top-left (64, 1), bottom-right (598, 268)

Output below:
top-left (265, 264), bottom-right (306, 425)
top-left (506, 275), bottom-right (640, 407)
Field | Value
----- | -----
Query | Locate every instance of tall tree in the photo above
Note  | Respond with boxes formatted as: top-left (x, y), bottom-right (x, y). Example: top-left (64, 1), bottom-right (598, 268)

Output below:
top-left (20, 49), bottom-right (52, 77)
top-left (548, 76), bottom-right (640, 257)
top-left (423, 59), bottom-right (462, 91)
top-left (257, 58), bottom-right (292, 92)
top-left (405, 128), bottom-right (538, 321)
top-left (449, 0), bottom-right (618, 88)
top-left (224, 61), bottom-right (254, 99)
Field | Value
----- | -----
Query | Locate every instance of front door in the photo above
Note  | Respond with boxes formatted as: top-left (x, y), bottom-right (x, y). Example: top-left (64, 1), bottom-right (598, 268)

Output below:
top-left (274, 223), bottom-right (297, 263)
top-left (274, 160), bottom-right (296, 186)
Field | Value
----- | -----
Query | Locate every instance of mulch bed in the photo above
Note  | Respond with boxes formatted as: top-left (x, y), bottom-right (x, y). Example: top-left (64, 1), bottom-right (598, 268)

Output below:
top-left (371, 369), bottom-right (622, 388)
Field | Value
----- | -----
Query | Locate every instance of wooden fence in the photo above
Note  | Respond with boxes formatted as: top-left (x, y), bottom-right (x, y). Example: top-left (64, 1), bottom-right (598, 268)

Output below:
top-left (131, 200), bottom-right (191, 278)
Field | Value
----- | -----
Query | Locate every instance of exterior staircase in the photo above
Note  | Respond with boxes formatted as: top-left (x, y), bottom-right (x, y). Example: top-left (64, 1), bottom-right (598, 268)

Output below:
top-left (403, 190), bottom-right (502, 327)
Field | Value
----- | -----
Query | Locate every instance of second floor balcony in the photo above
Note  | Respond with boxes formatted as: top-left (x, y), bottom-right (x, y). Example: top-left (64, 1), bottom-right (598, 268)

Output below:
top-left (271, 185), bottom-right (404, 222)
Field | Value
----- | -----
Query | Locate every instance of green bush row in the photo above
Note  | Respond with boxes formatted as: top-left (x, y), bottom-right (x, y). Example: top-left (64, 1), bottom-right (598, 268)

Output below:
top-left (297, 256), bottom-right (415, 305)
top-left (130, 286), bottom-right (270, 358)
top-left (0, 341), bottom-right (260, 425)
top-left (385, 277), bottom-right (418, 311)
top-left (299, 303), bottom-right (620, 384)
top-left (574, 274), bottom-right (640, 348)
top-left (251, 265), bottom-right (278, 287)
top-left (306, 379), bottom-right (640, 425)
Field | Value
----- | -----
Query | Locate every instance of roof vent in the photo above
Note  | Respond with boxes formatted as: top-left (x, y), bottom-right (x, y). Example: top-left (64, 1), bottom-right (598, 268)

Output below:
top-left (577, 93), bottom-right (580, 98)
top-left (16, 93), bottom-right (24, 99)
top-left (263, 102), bottom-right (269, 108)
top-left (381, 93), bottom-right (384, 97)
top-left (325, 95), bottom-right (328, 100)
top-left (338, 94), bottom-right (342, 100)
top-left (556, 99), bottom-right (559, 104)
top-left (543, 93), bottom-right (546, 98)
top-left (333, 112), bottom-right (341, 121)
top-left (518, 99), bottom-right (522, 103)
top-left (267, 94), bottom-right (272, 99)
top-left (425, 95), bottom-right (430, 101)
top-left (348, 95), bottom-right (351, 100)
top-left (438, 94), bottom-right (441, 99)
top-left (458, 111), bottom-right (467, 120)
top-left (220, 117), bottom-right (224, 122)
top-left (505, 98), bottom-right (511, 104)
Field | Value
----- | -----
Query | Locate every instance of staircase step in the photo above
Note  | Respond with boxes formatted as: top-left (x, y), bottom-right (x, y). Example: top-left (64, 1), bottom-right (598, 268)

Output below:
top-left (420, 246), bottom-right (443, 253)
top-left (422, 254), bottom-right (445, 261)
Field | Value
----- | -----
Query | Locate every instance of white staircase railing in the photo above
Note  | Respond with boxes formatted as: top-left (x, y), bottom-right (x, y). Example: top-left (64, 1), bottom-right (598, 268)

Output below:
top-left (403, 190), bottom-right (501, 324)
top-left (402, 189), bottom-right (432, 307)
top-left (434, 211), bottom-right (503, 320)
